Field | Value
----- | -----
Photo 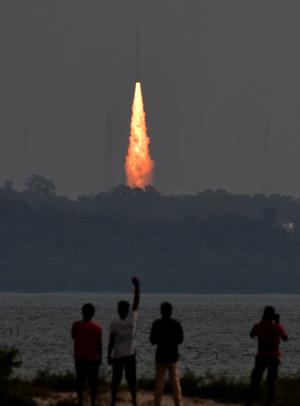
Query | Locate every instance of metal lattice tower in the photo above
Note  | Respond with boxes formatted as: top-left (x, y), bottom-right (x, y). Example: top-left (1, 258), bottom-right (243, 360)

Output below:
top-left (103, 112), bottom-right (114, 191)
top-left (23, 113), bottom-right (30, 188)
top-left (261, 115), bottom-right (272, 195)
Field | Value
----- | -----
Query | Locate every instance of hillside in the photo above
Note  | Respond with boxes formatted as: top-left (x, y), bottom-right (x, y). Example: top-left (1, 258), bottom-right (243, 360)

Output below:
top-left (0, 176), bottom-right (300, 292)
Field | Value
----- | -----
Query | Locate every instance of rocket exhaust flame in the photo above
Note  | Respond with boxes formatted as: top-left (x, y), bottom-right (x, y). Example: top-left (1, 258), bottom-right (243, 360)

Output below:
top-left (125, 82), bottom-right (155, 188)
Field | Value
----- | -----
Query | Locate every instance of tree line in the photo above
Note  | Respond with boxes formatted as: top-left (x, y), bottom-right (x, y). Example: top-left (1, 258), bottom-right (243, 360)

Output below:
top-left (0, 175), bottom-right (299, 292)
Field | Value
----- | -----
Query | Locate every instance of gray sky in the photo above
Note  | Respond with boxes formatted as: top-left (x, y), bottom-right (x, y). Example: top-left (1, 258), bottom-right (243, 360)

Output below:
top-left (0, 0), bottom-right (300, 197)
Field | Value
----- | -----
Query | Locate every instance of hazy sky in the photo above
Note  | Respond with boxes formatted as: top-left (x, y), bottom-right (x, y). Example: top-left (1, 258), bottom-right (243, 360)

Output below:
top-left (1, 1), bottom-right (300, 197)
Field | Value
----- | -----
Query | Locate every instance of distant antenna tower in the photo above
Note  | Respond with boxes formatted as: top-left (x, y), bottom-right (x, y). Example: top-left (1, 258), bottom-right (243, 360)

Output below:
top-left (23, 113), bottom-right (30, 188)
top-left (261, 115), bottom-right (272, 195)
top-left (103, 112), bottom-right (114, 191)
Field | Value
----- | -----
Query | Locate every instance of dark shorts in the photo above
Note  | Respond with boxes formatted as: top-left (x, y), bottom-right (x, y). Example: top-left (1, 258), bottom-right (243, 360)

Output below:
top-left (112, 355), bottom-right (136, 387)
top-left (75, 359), bottom-right (100, 389)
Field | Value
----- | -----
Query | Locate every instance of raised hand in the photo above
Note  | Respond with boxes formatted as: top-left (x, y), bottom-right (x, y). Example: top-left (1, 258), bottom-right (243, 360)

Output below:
top-left (132, 276), bottom-right (140, 287)
top-left (132, 277), bottom-right (140, 311)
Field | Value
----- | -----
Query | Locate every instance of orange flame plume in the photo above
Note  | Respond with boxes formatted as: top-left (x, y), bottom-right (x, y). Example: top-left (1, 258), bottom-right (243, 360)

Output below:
top-left (125, 82), bottom-right (155, 188)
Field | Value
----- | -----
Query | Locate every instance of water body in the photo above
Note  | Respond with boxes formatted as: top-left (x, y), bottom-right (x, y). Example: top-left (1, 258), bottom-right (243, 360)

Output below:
top-left (0, 293), bottom-right (299, 378)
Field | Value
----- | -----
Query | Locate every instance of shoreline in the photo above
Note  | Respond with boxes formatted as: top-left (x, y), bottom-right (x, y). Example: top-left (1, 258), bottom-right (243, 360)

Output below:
top-left (8, 369), bottom-right (300, 406)
top-left (1, 291), bottom-right (300, 296)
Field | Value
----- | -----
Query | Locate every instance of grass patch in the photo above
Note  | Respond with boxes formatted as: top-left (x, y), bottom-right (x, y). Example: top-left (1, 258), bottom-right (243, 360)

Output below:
top-left (32, 370), bottom-right (76, 392)
top-left (29, 368), bottom-right (110, 393)
top-left (138, 371), bottom-right (248, 403)
top-left (2, 357), bottom-right (300, 405)
top-left (138, 370), bottom-right (300, 405)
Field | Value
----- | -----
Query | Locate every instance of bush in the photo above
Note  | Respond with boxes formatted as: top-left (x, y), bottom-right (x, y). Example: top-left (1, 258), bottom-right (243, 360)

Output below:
top-left (0, 347), bottom-right (34, 406)
top-left (0, 347), bottom-right (21, 388)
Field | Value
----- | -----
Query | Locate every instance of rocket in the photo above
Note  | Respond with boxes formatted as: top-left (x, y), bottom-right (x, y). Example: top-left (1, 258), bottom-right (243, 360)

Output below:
top-left (136, 25), bottom-right (141, 82)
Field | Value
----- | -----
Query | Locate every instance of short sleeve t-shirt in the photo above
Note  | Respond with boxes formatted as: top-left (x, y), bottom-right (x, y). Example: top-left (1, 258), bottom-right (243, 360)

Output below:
top-left (150, 318), bottom-right (184, 363)
top-left (251, 320), bottom-right (288, 357)
top-left (72, 320), bottom-right (102, 361)
top-left (110, 311), bottom-right (138, 359)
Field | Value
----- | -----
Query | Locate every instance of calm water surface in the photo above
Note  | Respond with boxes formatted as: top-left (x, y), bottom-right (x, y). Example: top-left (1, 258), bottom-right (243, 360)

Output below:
top-left (0, 293), bottom-right (299, 378)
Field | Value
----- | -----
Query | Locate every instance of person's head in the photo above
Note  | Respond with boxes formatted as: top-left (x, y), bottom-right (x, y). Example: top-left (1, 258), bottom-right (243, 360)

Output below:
top-left (82, 303), bottom-right (95, 321)
top-left (160, 302), bottom-right (173, 319)
top-left (118, 300), bottom-right (130, 319)
top-left (262, 306), bottom-right (275, 321)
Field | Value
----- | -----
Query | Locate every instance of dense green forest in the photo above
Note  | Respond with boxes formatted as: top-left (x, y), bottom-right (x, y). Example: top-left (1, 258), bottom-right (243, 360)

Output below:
top-left (0, 175), bottom-right (300, 292)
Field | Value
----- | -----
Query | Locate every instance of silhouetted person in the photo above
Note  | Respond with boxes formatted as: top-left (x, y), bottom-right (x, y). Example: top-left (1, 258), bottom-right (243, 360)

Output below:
top-left (72, 303), bottom-right (102, 406)
top-left (245, 306), bottom-right (288, 406)
top-left (150, 302), bottom-right (184, 406)
top-left (108, 277), bottom-right (140, 406)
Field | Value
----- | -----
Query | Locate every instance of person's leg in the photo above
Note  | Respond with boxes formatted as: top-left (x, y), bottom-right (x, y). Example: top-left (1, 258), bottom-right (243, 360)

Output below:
top-left (87, 361), bottom-right (100, 406)
top-left (111, 359), bottom-right (123, 406)
top-left (75, 360), bottom-right (86, 406)
top-left (168, 363), bottom-right (183, 406)
top-left (266, 357), bottom-right (279, 406)
top-left (154, 363), bottom-right (166, 406)
top-left (245, 357), bottom-right (266, 406)
top-left (124, 356), bottom-right (137, 406)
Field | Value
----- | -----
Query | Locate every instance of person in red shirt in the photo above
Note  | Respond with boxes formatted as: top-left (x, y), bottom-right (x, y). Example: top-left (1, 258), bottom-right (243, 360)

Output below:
top-left (72, 303), bottom-right (103, 406)
top-left (245, 306), bottom-right (288, 406)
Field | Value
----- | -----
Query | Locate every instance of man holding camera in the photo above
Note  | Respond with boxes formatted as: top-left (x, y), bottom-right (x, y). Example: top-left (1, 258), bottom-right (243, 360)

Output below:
top-left (245, 306), bottom-right (288, 406)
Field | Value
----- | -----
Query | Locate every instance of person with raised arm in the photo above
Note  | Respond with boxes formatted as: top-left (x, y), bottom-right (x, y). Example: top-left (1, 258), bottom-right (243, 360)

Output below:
top-left (245, 306), bottom-right (288, 406)
top-left (108, 277), bottom-right (140, 406)
top-left (72, 303), bottom-right (103, 406)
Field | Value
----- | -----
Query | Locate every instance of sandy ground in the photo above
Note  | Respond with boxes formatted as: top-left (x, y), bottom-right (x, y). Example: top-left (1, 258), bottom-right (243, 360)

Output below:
top-left (33, 390), bottom-right (243, 406)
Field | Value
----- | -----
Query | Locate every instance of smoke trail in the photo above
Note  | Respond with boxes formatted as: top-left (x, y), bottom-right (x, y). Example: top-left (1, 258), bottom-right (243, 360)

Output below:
top-left (125, 82), bottom-right (155, 188)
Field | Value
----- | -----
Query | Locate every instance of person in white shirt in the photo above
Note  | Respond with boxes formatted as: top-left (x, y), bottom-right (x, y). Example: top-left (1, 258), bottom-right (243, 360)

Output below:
top-left (108, 277), bottom-right (140, 406)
